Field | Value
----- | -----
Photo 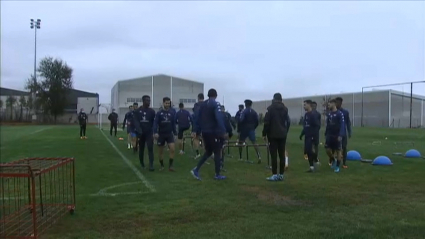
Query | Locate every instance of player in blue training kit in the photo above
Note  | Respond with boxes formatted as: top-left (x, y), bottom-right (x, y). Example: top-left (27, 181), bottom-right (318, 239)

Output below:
top-left (311, 101), bottom-right (321, 162)
top-left (123, 105), bottom-right (135, 149)
top-left (191, 93), bottom-right (204, 159)
top-left (300, 100), bottom-right (321, 172)
top-left (175, 102), bottom-right (193, 155)
top-left (238, 99), bottom-right (261, 164)
top-left (335, 97), bottom-right (352, 168)
top-left (153, 97), bottom-right (177, 172)
top-left (191, 88), bottom-right (227, 181)
top-left (132, 96), bottom-right (156, 171)
top-left (324, 99), bottom-right (346, 173)
top-left (235, 104), bottom-right (244, 137)
top-left (220, 105), bottom-right (235, 171)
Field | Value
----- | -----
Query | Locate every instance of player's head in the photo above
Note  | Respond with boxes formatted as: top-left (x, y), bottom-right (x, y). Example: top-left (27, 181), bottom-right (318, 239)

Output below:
top-left (198, 93), bottom-right (204, 102)
top-left (112, 108), bottom-right (116, 112)
top-left (311, 101), bottom-right (317, 110)
top-left (238, 104), bottom-right (244, 111)
top-left (303, 100), bottom-right (313, 111)
top-left (244, 99), bottom-right (253, 108)
top-left (179, 102), bottom-right (184, 109)
top-left (328, 99), bottom-right (337, 110)
top-left (128, 105), bottom-right (133, 111)
top-left (80, 108), bottom-right (84, 113)
top-left (335, 97), bottom-right (343, 108)
top-left (163, 97), bottom-right (171, 109)
top-left (133, 102), bottom-right (139, 109)
top-left (273, 93), bottom-right (283, 103)
top-left (207, 89), bottom-right (217, 99)
top-left (142, 95), bottom-right (150, 107)
top-left (221, 105), bottom-right (226, 112)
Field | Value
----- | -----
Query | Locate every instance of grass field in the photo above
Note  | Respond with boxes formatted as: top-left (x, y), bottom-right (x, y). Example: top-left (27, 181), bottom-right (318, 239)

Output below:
top-left (1, 125), bottom-right (425, 239)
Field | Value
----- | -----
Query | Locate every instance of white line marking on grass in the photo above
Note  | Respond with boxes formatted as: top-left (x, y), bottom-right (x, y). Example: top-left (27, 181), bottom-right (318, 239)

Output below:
top-left (97, 181), bottom-right (142, 194)
top-left (29, 127), bottom-right (53, 135)
top-left (2, 191), bottom-right (148, 200)
top-left (100, 130), bottom-right (156, 192)
top-left (89, 191), bottom-right (149, 197)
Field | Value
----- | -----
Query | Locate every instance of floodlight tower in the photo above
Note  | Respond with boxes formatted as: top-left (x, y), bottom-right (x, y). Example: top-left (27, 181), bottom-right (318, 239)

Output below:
top-left (30, 19), bottom-right (41, 121)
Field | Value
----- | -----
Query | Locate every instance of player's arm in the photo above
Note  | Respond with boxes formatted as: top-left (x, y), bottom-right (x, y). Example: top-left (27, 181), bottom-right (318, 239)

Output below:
top-left (192, 106), bottom-right (201, 133)
top-left (324, 117), bottom-right (329, 136)
top-left (286, 113), bottom-right (291, 133)
top-left (214, 104), bottom-right (226, 136)
top-left (229, 113), bottom-right (236, 129)
top-left (254, 111), bottom-right (259, 129)
top-left (132, 111), bottom-right (143, 135)
top-left (339, 112), bottom-right (346, 137)
top-left (153, 112), bottom-right (160, 134)
top-left (175, 111), bottom-right (180, 124)
top-left (122, 113), bottom-right (127, 128)
top-left (262, 111), bottom-right (270, 137)
top-left (172, 114), bottom-right (177, 136)
top-left (345, 110), bottom-right (352, 137)
top-left (85, 113), bottom-right (88, 124)
top-left (108, 113), bottom-right (112, 121)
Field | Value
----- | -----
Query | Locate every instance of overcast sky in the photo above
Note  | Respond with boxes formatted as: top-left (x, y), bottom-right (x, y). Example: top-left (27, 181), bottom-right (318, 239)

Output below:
top-left (1, 1), bottom-right (424, 112)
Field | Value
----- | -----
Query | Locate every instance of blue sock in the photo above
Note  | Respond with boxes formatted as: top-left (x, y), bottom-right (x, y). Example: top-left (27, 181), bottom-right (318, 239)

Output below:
top-left (196, 153), bottom-right (210, 171)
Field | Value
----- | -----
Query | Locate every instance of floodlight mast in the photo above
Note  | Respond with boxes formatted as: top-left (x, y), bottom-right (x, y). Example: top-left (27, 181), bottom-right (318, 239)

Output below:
top-left (30, 19), bottom-right (41, 121)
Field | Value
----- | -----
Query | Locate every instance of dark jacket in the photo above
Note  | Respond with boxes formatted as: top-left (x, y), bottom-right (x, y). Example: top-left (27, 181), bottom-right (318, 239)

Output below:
top-left (108, 112), bottom-right (119, 124)
top-left (78, 112), bottom-right (88, 125)
top-left (262, 102), bottom-right (290, 139)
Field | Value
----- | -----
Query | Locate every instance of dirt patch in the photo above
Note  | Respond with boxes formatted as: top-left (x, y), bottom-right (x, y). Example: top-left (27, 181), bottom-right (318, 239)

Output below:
top-left (242, 186), bottom-right (310, 206)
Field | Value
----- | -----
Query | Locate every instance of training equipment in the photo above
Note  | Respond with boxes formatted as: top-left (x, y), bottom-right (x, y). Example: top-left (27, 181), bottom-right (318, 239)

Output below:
top-left (0, 157), bottom-right (76, 238)
top-left (118, 137), bottom-right (124, 140)
top-left (360, 159), bottom-right (373, 163)
top-left (98, 113), bottom-right (123, 131)
top-left (372, 156), bottom-right (393, 166)
top-left (346, 150), bottom-right (362, 161)
top-left (404, 149), bottom-right (422, 158)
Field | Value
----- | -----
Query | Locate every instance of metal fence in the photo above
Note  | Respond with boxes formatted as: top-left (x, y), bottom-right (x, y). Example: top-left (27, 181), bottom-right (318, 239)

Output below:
top-left (252, 90), bottom-right (424, 128)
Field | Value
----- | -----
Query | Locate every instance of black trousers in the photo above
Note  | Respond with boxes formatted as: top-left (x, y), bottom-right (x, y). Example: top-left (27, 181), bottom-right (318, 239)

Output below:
top-left (138, 133), bottom-right (154, 168)
top-left (80, 124), bottom-right (86, 137)
top-left (342, 136), bottom-right (348, 165)
top-left (305, 138), bottom-right (318, 167)
top-left (268, 137), bottom-right (287, 175)
top-left (110, 123), bottom-right (117, 136)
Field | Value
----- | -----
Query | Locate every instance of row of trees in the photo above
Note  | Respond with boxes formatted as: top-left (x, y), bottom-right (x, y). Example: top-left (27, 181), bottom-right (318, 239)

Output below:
top-left (1, 57), bottom-right (74, 123)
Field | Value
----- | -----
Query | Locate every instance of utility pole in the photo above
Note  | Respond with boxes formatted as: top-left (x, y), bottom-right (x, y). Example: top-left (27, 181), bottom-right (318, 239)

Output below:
top-left (30, 19), bottom-right (41, 121)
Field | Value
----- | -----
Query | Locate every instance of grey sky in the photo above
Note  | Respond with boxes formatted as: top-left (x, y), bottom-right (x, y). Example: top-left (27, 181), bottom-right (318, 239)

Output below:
top-left (1, 1), bottom-right (424, 113)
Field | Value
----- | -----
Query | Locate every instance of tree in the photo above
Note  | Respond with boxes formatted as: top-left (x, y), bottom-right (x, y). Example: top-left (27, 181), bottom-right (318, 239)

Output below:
top-left (25, 57), bottom-right (73, 123)
top-left (18, 95), bottom-right (27, 121)
top-left (26, 94), bottom-right (34, 120)
top-left (6, 95), bottom-right (17, 121)
top-left (321, 95), bottom-right (332, 125)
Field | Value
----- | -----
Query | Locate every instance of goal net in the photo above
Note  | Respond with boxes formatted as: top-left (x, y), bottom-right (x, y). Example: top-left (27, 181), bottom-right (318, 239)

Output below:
top-left (97, 113), bottom-right (123, 131)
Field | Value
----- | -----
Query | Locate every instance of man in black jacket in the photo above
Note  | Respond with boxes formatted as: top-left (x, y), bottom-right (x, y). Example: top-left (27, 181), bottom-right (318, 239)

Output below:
top-left (262, 93), bottom-right (290, 181)
top-left (78, 108), bottom-right (88, 139)
top-left (108, 109), bottom-right (119, 137)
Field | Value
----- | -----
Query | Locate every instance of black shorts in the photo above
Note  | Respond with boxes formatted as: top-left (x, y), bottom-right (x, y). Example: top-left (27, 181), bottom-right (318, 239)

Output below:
top-left (178, 127), bottom-right (190, 139)
top-left (157, 133), bottom-right (175, 146)
top-left (202, 132), bottom-right (223, 153)
top-left (324, 135), bottom-right (342, 151)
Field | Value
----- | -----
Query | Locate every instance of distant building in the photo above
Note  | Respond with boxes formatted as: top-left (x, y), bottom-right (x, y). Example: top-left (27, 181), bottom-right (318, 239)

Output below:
top-left (0, 87), bottom-right (99, 123)
top-left (252, 90), bottom-right (425, 128)
top-left (111, 74), bottom-right (204, 119)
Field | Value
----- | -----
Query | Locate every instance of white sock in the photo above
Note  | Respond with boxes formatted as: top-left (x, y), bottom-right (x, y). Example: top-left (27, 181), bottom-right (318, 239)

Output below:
top-left (310, 166), bottom-right (314, 170)
top-left (285, 157), bottom-right (288, 166)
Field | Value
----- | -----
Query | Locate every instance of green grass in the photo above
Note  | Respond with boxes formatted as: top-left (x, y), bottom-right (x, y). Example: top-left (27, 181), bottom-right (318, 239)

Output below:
top-left (1, 125), bottom-right (425, 239)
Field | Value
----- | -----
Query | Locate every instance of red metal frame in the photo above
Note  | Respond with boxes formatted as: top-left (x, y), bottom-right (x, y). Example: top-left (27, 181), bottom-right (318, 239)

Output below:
top-left (0, 157), bottom-right (76, 239)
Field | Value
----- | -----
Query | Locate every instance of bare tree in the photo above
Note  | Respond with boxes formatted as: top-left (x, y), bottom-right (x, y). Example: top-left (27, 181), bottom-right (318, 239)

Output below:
top-left (6, 95), bottom-right (17, 121)
top-left (19, 95), bottom-right (27, 121)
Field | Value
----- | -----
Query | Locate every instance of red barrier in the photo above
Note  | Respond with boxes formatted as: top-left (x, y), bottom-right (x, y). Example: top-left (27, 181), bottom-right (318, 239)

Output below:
top-left (0, 157), bottom-right (76, 239)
